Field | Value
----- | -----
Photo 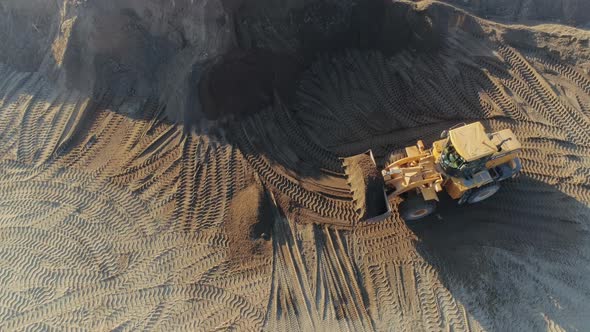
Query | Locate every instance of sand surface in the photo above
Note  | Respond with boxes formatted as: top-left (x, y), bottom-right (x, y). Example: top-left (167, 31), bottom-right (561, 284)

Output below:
top-left (0, 0), bottom-right (589, 330)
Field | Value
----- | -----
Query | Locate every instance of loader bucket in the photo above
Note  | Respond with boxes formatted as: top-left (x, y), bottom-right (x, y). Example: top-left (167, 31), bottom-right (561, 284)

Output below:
top-left (342, 150), bottom-right (391, 223)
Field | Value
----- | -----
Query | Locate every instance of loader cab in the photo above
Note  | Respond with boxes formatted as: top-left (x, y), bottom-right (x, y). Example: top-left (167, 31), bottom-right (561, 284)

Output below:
top-left (438, 122), bottom-right (497, 179)
top-left (440, 144), bottom-right (490, 178)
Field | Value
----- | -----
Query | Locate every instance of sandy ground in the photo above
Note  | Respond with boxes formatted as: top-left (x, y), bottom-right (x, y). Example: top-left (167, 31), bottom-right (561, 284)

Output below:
top-left (0, 0), bottom-right (589, 331)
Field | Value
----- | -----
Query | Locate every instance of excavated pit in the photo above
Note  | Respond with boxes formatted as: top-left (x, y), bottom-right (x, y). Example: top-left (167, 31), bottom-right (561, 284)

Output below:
top-left (0, 0), bottom-right (589, 331)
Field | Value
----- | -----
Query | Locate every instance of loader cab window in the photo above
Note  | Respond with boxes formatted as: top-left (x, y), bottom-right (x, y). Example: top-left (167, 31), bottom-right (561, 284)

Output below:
top-left (440, 144), bottom-right (488, 178)
top-left (441, 145), bottom-right (465, 175)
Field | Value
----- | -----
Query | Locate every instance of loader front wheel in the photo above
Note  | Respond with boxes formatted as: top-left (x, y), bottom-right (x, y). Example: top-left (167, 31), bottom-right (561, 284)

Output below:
top-left (467, 183), bottom-right (501, 204)
top-left (399, 194), bottom-right (436, 221)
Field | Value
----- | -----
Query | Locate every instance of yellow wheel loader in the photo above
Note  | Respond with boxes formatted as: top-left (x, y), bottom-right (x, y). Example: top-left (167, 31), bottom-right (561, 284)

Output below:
top-left (343, 122), bottom-right (522, 222)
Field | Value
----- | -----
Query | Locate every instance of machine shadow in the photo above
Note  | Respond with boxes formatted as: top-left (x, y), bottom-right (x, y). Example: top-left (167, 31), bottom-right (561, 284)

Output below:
top-left (410, 175), bottom-right (590, 330)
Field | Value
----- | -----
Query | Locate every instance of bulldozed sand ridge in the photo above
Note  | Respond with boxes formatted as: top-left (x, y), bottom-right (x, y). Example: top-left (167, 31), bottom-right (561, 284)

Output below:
top-left (0, 0), bottom-right (589, 330)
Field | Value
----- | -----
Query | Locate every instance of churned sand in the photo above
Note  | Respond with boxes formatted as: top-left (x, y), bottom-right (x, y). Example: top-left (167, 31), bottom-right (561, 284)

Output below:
top-left (0, 0), bottom-right (589, 330)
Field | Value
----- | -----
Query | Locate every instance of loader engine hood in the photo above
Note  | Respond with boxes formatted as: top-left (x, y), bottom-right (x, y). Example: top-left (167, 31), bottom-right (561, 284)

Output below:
top-left (449, 122), bottom-right (497, 162)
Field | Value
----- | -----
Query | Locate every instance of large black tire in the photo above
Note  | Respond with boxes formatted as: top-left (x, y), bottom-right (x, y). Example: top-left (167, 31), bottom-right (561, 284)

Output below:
top-left (399, 194), bottom-right (437, 221)
top-left (466, 182), bottom-right (501, 204)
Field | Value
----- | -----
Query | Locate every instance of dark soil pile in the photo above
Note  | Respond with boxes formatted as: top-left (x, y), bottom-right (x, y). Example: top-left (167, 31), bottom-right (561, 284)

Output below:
top-left (441, 0), bottom-right (590, 26)
top-left (0, 0), bottom-right (59, 71)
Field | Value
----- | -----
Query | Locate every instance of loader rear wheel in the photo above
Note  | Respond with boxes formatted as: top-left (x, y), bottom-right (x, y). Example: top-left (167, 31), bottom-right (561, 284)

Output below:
top-left (399, 194), bottom-right (436, 221)
top-left (467, 183), bottom-right (501, 204)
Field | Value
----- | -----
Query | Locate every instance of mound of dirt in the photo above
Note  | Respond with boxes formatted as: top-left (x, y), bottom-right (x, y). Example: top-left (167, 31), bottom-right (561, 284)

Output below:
top-left (225, 181), bottom-right (274, 267)
top-left (1, 0), bottom-right (235, 124)
top-left (441, 0), bottom-right (590, 26)
top-left (0, 0), bottom-right (59, 71)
